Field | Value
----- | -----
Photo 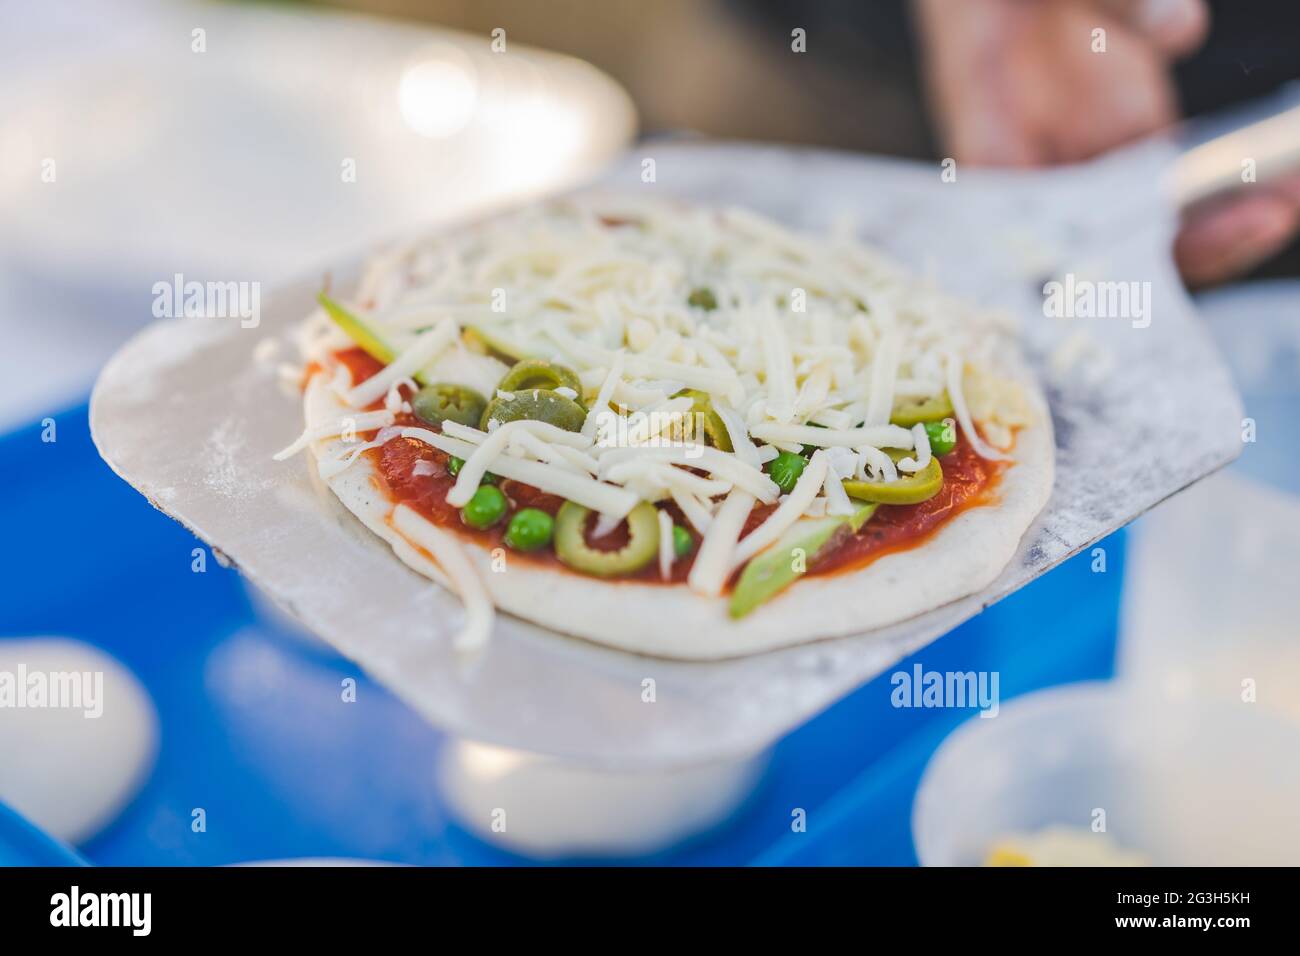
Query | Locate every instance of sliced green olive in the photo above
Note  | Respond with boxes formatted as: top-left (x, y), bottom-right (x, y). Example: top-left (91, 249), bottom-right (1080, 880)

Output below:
top-left (411, 383), bottom-right (488, 428)
top-left (688, 287), bottom-right (718, 311)
top-left (890, 391), bottom-right (954, 426)
top-left (554, 501), bottom-right (659, 577)
top-left (674, 389), bottom-right (733, 452)
top-left (842, 455), bottom-right (943, 505)
top-left (497, 358), bottom-right (582, 397)
top-left (480, 389), bottom-right (586, 433)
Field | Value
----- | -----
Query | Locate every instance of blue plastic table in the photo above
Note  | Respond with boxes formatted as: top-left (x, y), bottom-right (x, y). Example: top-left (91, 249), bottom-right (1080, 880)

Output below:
top-left (0, 404), bottom-right (1121, 865)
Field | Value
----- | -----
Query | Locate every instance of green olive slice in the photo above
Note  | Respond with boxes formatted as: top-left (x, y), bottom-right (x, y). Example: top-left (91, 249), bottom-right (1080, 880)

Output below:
top-left (688, 287), bottom-right (718, 311)
top-left (480, 388), bottom-right (587, 432)
top-left (554, 501), bottom-right (660, 577)
top-left (411, 383), bottom-right (488, 428)
top-left (674, 389), bottom-right (734, 452)
top-left (890, 391), bottom-right (954, 426)
top-left (842, 456), bottom-right (943, 505)
top-left (498, 358), bottom-right (582, 397)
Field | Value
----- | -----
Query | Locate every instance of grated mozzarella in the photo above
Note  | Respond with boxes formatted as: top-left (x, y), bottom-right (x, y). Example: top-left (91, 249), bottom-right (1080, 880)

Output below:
top-left (273, 408), bottom-right (396, 461)
top-left (657, 508), bottom-right (675, 581)
top-left (897, 423), bottom-right (932, 473)
top-left (346, 317), bottom-right (458, 408)
top-left (750, 422), bottom-right (914, 450)
top-left (392, 505), bottom-right (493, 652)
top-left (399, 427), bottom-right (637, 519)
top-left (687, 488), bottom-right (755, 597)
top-left (731, 450), bottom-right (829, 568)
top-left (285, 195), bottom-right (1034, 635)
top-left (947, 351), bottom-right (1010, 461)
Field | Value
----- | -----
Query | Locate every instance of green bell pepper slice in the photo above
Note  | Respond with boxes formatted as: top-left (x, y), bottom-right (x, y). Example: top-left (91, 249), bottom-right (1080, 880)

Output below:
top-left (729, 502), bottom-right (877, 618)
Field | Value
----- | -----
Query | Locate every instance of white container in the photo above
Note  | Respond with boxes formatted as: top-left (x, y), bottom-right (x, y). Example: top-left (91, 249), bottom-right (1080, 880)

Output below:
top-left (436, 740), bottom-right (769, 859)
top-left (912, 682), bottom-right (1300, 866)
top-left (1119, 471), bottom-right (1300, 726)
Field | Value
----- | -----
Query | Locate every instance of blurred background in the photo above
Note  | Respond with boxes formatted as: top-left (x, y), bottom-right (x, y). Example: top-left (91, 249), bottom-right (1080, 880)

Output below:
top-left (2, 0), bottom-right (1299, 866)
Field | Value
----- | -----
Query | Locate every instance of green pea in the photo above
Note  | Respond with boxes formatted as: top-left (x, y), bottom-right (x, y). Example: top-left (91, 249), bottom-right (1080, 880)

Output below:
top-left (688, 287), bottom-right (718, 311)
top-left (924, 419), bottom-right (958, 457)
top-left (767, 451), bottom-right (808, 494)
top-left (672, 524), bottom-right (694, 558)
top-left (447, 455), bottom-right (495, 484)
top-left (461, 485), bottom-right (507, 530)
top-left (505, 508), bottom-right (554, 552)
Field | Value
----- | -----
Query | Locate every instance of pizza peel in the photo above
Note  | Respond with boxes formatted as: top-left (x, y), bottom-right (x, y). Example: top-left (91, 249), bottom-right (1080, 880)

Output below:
top-left (91, 95), bottom-right (1298, 769)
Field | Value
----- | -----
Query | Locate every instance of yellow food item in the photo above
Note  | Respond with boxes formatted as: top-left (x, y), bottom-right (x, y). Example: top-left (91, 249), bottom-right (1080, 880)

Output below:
top-left (964, 363), bottom-right (1032, 451)
top-left (984, 845), bottom-right (1034, 867)
top-left (982, 827), bottom-right (1149, 867)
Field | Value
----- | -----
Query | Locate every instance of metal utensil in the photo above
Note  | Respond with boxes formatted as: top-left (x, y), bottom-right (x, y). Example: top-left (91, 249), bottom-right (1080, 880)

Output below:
top-left (92, 95), bottom-right (1298, 769)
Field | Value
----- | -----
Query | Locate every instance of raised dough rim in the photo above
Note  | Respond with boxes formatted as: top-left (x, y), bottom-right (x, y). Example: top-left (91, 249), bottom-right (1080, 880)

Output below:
top-left (303, 356), bottom-right (1054, 661)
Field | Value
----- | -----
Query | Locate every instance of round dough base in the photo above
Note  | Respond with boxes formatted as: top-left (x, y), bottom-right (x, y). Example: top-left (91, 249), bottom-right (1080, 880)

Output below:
top-left (305, 369), bottom-right (1053, 661)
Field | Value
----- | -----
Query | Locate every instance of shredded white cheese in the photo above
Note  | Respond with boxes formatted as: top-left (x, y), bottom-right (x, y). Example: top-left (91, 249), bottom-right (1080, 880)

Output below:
top-left (273, 408), bottom-right (396, 461)
top-left (398, 427), bottom-right (637, 519)
top-left (731, 450), bottom-right (829, 568)
top-left (283, 196), bottom-right (1033, 638)
top-left (346, 318), bottom-right (458, 408)
top-left (657, 508), bottom-right (675, 581)
top-left (947, 351), bottom-right (1010, 461)
top-left (392, 505), bottom-right (493, 652)
top-left (897, 423), bottom-right (933, 473)
top-left (687, 488), bottom-right (755, 597)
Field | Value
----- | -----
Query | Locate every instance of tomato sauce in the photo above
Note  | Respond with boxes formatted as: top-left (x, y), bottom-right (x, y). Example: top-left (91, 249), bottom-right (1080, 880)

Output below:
top-left (329, 346), bottom-right (1005, 588)
top-left (814, 437), bottom-right (1003, 577)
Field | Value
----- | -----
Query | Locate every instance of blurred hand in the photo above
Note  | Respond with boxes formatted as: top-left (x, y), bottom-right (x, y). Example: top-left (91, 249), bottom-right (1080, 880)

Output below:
top-left (915, 0), bottom-right (1300, 286)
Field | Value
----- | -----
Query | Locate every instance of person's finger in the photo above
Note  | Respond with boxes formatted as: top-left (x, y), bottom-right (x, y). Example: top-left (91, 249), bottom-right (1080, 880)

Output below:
top-left (945, 96), bottom-right (1046, 167)
top-left (1174, 190), bottom-right (1300, 287)
top-left (913, 0), bottom-right (1048, 166)
top-left (1092, 0), bottom-right (1210, 58)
